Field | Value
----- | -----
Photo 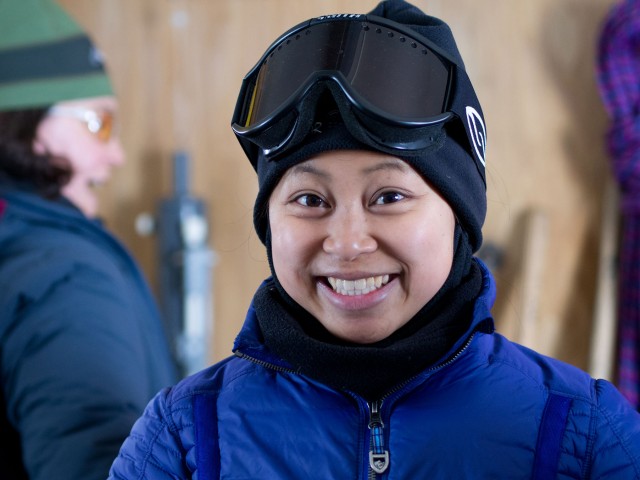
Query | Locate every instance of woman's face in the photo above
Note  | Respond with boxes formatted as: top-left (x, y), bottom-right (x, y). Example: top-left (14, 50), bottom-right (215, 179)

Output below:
top-left (33, 96), bottom-right (124, 217)
top-left (269, 150), bottom-right (455, 344)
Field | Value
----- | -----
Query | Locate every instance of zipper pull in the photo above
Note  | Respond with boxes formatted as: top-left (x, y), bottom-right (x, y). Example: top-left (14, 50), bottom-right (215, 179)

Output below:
top-left (368, 400), bottom-right (389, 474)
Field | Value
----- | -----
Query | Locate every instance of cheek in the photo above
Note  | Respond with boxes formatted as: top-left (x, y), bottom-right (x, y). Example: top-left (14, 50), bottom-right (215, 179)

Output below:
top-left (269, 218), bottom-right (325, 308)
top-left (270, 225), bottom-right (293, 274)
top-left (401, 209), bottom-right (455, 290)
top-left (396, 208), bottom-right (454, 252)
top-left (65, 142), bottom-right (98, 172)
top-left (269, 213), bottom-right (310, 283)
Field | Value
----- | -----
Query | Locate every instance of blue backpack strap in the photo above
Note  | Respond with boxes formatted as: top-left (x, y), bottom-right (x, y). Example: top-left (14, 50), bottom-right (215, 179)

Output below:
top-left (194, 394), bottom-right (220, 480)
top-left (532, 393), bottom-right (572, 480)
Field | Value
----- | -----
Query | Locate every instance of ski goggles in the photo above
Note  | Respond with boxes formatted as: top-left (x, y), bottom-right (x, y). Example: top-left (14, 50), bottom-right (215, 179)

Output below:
top-left (232, 14), bottom-right (486, 170)
top-left (48, 105), bottom-right (116, 143)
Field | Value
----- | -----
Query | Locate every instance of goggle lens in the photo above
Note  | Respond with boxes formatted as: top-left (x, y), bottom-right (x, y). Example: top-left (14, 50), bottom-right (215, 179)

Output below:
top-left (91, 110), bottom-right (114, 142)
top-left (239, 18), bottom-right (453, 129)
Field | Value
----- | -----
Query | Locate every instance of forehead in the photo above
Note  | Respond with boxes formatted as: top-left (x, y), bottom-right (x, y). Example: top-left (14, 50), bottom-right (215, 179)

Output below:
top-left (54, 95), bottom-right (118, 111)
top-left (283, 150), bottom-right (414, 181)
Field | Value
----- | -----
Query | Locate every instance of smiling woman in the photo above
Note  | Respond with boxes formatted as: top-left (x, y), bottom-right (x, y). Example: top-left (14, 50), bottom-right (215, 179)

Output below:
top-left (269, 151), bottom-right (455, 344)
top-left (0, 1), bottom-right (178, 479)
top-left (33, 96), bottom-right (124, 217)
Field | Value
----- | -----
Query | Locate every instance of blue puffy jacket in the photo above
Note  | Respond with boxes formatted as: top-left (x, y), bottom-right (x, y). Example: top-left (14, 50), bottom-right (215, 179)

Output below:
top-left (0, 185), bottom-right (178, 480)
top-left (109, 262), bottom-right (640, 479)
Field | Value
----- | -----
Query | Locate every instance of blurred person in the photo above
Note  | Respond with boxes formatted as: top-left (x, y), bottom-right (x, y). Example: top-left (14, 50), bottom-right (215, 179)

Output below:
top-left (109, 1), bottom-right (640, 478)
top-left (0, 1), bottom-right (178, 479)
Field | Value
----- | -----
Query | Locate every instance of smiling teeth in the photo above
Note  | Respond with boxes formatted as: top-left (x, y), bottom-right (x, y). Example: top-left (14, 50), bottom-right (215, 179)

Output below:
top-left (327, 275), bottom-right (390, 296)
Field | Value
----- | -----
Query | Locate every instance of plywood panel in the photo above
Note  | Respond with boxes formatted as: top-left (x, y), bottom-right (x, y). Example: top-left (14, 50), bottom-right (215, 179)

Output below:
top-left (58, 0), bottom-right (619, 371)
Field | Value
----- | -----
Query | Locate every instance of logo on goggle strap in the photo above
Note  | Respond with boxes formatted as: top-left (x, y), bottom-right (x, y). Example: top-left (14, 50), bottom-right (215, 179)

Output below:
top-left (316, 14), bottom-right (363, 20)
top-left (465, 106), bottom-right (487, 167)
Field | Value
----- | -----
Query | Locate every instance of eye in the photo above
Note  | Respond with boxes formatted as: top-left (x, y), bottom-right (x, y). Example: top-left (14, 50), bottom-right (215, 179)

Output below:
top-left (295, 193), bottom-right (328, 208)
top-left (373, 191), bottom-right (405, 205)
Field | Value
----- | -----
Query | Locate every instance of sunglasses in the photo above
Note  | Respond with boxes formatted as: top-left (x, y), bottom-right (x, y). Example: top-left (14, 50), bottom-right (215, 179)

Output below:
top-left (232, 14), bottom-right (486, 172)
top-left (47, 106), bottom-right (115, 143)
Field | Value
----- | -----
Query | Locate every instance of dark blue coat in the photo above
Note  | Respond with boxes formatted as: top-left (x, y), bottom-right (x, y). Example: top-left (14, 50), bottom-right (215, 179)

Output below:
top-left (109, 263), bottom-right (640, 479)
top-left (0, 186), bottom-right (178, 480)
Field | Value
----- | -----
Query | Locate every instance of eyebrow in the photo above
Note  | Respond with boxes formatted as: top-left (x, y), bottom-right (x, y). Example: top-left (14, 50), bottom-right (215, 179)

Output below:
top-left (288, 163), bottom-right (331, 179)
top-left (288, 159), bottom-right (408, 179)
top-left (361, 160), bottom-right (409, 175)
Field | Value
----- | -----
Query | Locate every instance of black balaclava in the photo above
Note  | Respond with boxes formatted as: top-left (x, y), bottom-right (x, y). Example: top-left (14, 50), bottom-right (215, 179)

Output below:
top-left (255, 222), bottom-right (486, 401)
top-left (238, 0), bottom-right (490, 400)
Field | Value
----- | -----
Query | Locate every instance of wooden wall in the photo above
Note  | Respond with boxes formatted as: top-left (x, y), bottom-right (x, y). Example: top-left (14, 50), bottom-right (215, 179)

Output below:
top-left (58, 0), bottom-right (620, 373)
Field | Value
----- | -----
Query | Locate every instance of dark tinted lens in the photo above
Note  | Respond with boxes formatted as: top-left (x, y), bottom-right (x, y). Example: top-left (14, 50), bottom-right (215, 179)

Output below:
top-left (247, 22), bottom-right (349, 126)
top-left (243, 19), bottom-right (452, 127)
top-left (343, 26), bottom-right (450, 119)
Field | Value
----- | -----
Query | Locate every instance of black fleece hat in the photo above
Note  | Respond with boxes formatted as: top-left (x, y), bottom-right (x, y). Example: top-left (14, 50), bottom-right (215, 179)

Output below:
top-left (250, 0), bottom-right (487, 252)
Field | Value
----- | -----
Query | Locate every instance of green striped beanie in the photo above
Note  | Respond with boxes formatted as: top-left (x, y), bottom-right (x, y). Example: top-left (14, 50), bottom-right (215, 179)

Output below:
top-left (0, 0), bottom-right (113, 111)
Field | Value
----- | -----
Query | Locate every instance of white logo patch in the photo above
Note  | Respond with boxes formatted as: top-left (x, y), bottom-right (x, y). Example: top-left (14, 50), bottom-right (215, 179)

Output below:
top-left (316, 14), bottom-right (362, 20)
top-left (465, 106), bottom-right (487, 167)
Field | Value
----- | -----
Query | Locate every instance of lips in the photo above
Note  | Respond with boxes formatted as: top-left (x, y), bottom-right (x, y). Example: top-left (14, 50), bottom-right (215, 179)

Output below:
top-left (327, 275), bottom-right (390, 296)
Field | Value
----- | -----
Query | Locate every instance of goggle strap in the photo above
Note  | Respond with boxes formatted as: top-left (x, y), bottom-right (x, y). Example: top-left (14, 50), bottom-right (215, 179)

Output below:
top-left (448, 68), bottom-right (487, 180)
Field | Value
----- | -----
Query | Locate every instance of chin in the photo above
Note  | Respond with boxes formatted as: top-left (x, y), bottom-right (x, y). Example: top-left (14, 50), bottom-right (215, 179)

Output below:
top-left (62, 183), bottom-right (99, 216)
top-left (72, 195), bottom-right (98, 217)
top-left (335, 328), bottom-right (390, 345)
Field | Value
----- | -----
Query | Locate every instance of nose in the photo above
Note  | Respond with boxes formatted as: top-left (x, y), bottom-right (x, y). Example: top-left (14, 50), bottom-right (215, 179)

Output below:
top-left (322, 206), bottom-right (377, 261)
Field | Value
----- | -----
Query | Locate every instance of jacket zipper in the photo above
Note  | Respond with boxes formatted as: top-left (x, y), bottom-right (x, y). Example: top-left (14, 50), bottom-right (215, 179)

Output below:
top-left (234, 350), bottom-right (297, 374)
top-left (368, 400), bottom-right (389, 478)
top-left (427, 331), bottom-right (477, 374)
top-left (365, 331), bottom-right (478, 479)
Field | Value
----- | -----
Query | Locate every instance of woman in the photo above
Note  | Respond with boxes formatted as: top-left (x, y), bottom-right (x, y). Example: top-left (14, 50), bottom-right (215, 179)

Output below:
top-left (109, 1), bottom-right (640, 478)
top-left (0, 1), bottom-right (178, 479)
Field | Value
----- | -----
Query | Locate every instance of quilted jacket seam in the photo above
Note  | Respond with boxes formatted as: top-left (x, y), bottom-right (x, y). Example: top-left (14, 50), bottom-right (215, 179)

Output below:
top-left (596, 390), bottom-right (640, 478)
